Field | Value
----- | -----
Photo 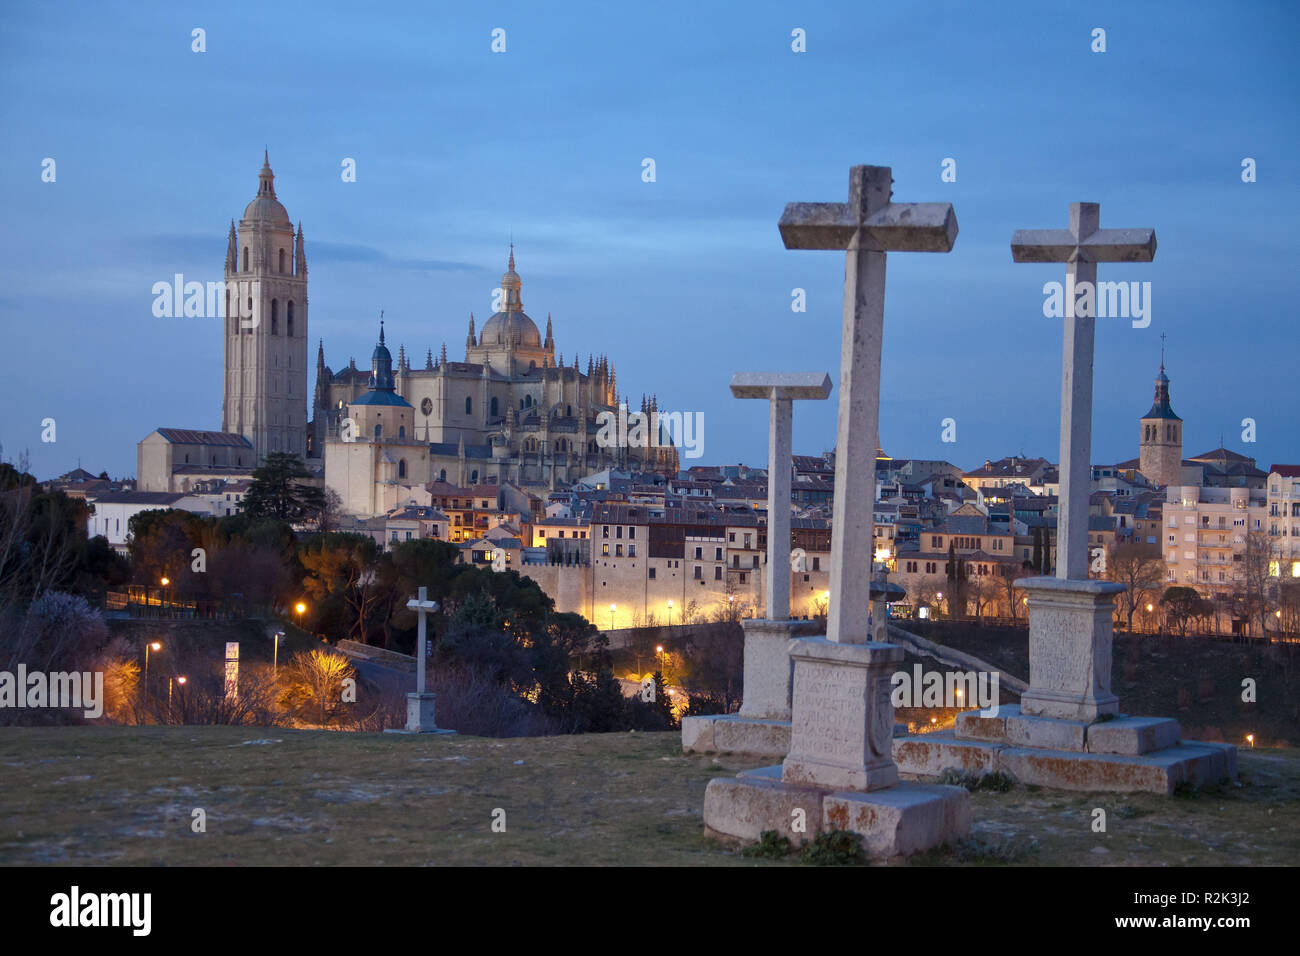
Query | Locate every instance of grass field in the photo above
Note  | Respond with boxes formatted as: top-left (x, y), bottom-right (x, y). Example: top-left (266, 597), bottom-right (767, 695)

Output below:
top-left (1, 726), bottom-right (1295, 866)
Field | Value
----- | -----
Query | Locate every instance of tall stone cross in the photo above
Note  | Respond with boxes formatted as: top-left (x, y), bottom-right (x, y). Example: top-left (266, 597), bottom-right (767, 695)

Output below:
top-left (730, 372), bottom-right (832, 621)
top-left (406, 586), bottom-right (439, 696)
top-left (1011, 203), bottom-right (1156, 580)
top-left (779, 165), bottom-right (957, 643)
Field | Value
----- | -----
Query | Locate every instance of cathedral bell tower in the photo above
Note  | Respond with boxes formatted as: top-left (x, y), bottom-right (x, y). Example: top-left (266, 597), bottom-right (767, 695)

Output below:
top-left (222, 152), bottom-right (309, 463)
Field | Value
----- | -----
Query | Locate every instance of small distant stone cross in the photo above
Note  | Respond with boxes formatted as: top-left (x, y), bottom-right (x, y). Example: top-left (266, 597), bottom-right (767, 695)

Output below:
top-left (406, 585), bottom-right (439, 696)
top-left (1011, 203), bottom-right (1156, 580)
top-left (730, 372), bottom-right (832, 621)
top-left (779, 165), bottom-right (957, 643)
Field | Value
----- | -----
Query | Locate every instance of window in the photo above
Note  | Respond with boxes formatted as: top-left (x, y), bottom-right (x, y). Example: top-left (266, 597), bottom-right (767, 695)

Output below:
top-left (398, 459), bottom-right (407, 479)
top-left (714, 566), bottom-right (722, 580)
top-left (649, 567), bottom-right (656, 579)
top-left (629, 544), bottom-right (636, 557)
top-left (271, 300), bottom-right (278, 334)
top-left (616, 545), bottom-right (623, 557)
top-left (399, 426), bottom-right (406, 438)
top-left (812, 557), bottom-right (821, 571)
top-left (242, 247), bottom-right (248, 271)
top-left (715, 547), bottom-right (722, 560)
top-left (752, 555), bottom-right (759, 568)
top-left (694, 546), bottom-right (702, 559)
top-left (374, 424), bottom-right (382, 438)
top-left (729, 532), bottom-right (736, 543)
top-left (465, 396), bottom-right (473, 414)
top-left (287, 301), bottom-right (294, 336)
top-left (628, 527), bottom-right (635, 538)
top-left (603, 526), bottom-right (610, 538)
top-left (491, 396), bottom-right (499, 417)
top-left (616, 526), bottom-right (623, 539)
top-left (602, 544), bottom-right (609, 556)
top-left (694, 566), bottom-right (702, 579)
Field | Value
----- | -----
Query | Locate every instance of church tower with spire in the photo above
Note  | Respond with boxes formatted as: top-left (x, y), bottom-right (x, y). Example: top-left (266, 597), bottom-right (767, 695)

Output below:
top-left (1139, 337), bottom-right (1183, 488)
top-left (223, 152), bottom-right (309, 464)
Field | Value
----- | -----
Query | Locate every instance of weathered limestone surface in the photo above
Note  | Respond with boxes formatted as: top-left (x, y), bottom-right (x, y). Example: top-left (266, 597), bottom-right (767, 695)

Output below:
top-left (1018, 577), bottom-right (1124, 721)
top-left (781, 638), bottom-right (902, 792)
top-left (704, 766), bottom-right (969, 859)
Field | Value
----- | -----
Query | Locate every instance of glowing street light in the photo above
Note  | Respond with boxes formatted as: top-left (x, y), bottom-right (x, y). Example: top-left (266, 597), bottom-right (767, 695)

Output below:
top-left (1246, 733), bottom-right (1255, 747)
top-left (295, 601), bottom-right (307, 616)
top-left (609, 603), bottom-right (616, 631)
top-left (144, 641), bottom-right (162, 696)
top-left (667, 599), bottom-right (674, 627)
top-left (169, 675), bottom-right (187, 709)
top-left (160, 577), bottom-right (170, 587)
top-left (273, 631), bottom-right (285, 678)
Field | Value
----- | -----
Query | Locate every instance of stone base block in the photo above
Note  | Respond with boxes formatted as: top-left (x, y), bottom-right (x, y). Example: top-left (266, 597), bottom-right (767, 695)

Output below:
top-left (955, 704), bottom-right (1182, 756)
top-left (381, 693), bottom-right (456, 735)
top-left (681, 714), bottom-right (792, 757)
top-left (1085, 716), bottom-right (1182, 755)
top-left (704, 765), bottom-right (969, 859)
top-left (894, 729), bottom-right (1236, 796)
top-left (1006, 710), bottom-right (1089, 751)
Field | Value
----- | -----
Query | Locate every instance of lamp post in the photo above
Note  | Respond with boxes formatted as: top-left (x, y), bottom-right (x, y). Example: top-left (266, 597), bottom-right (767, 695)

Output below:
top-left (667, 599), bottom-right (673, 628)
top-left (609, 603), bottom-right (616, 632)
top-left (169, 675), bottom-right (187, 711)
top-left (273, 631), bottom-right (284, 678)
top-left (144, 641), bottom-right (161, 697)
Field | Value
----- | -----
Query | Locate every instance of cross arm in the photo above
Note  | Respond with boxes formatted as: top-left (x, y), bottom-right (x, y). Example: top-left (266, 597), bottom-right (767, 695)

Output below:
top-left (780, 203), bottom-right (957, 252)
top-left (730, 372), bottom-right (833, 401)
top-left (1011, 228), bottom-right (1157, 263)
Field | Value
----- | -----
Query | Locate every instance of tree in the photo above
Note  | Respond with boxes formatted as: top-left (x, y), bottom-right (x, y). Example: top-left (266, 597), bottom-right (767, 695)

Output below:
top-left (242, 453), bottom-right (326, 524)
top-left (1031, 526), bottom-right (1043, 575)
top-left (281, 648), bottom-right (356, 725)
top-left (1000, 563), bottom-right (1025, 623)
top-left (298, 532), bottom-right (384, 643)
top-left (1236, 530), bottom-right (1276, 639)
top-left (1160, 586), bottom-right (1208, 638)
top-left (1107, 541), bottom-right (1165, 632)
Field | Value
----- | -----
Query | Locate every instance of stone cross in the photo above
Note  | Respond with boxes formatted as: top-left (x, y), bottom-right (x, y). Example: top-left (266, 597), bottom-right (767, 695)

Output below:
top-left (730, 372), bottom-right (832, 621)
top-left (406, 585), bottom-right (439, 696)
top-left (779, 165), bottom-right (956, 643)
top-left (1011, 203), bottom-right (1156, 579)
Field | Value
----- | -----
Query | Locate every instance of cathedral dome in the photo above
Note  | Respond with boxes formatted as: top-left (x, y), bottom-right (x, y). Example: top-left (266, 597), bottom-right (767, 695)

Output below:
top-left (478, 245), bottom-right (541, 347)
top-left (242, 152), bottom-right (292, 227)
top-left (480, 309), bottom-right (542, 347)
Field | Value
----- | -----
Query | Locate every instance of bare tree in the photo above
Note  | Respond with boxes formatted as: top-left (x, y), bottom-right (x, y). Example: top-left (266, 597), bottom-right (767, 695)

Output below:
top-left (1236, 530), bottom-right (1276, 639)
top-left (1107, 541), bottom-right (1165, 633)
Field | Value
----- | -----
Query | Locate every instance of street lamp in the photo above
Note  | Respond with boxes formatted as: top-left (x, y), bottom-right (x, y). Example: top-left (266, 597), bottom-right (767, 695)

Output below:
top-left (295, 601), bottom-right (307, 617)
top-left (667, 599), bottom-right (673, 627)
top-left (609, 603), bottom-right (616, 631)
top-left (273, 631), bottom-right (285, 678)
top-left (169, 675), bottom-right (187, 710)
top-left (160, 577), bottom-right (169, 587)
top-left (144, 641), bottom-right (161, 696)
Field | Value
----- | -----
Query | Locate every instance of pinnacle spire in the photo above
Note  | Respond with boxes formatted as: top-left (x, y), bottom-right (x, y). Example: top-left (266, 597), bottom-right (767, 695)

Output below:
top-left (378, 311), bottom-right (385, 345)
top-left (426, 348), bottom-right (434, 370)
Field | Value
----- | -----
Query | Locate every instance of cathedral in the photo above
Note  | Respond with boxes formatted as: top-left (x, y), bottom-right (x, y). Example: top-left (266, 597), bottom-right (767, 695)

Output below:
top-left (136, 156), bottom-right (677, 503)
top-left (317, 247), bottom-right (678, 514)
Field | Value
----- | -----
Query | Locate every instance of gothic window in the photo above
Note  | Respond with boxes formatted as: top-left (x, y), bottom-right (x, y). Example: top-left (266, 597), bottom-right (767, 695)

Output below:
top-left (439, 469), bottom-right (447, 482)
top-left (279, 249), bottom-right (286, 273)
top-left (465, 396), bottom-right (473, 414)
top-left (271, 300), bottom-right (278, 334)
top-left (287, 301), bottom-right (294, 336)
top-left (398, 459), bottom-right (407, 479)
top-left (242, 247), bottom-right (248, 271)
top-left (374, 424), bottom-right (382, 438)
top-left (471, 470), bottom-right (478, 484)
top-left (399, 425), bottom-right (406, 438)
top-left (525, 395), bottom-right (532, 408)
top-left (588, 440), bottom-right (597, 454)
top-left (566, 405), bottom-right (572, 417)
top-left (491, 396), bottom-right (499, 417)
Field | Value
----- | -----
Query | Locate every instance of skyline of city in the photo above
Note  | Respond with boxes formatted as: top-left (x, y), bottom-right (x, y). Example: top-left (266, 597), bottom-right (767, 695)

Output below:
top-left (2, 1), bottom-right (1296, 479)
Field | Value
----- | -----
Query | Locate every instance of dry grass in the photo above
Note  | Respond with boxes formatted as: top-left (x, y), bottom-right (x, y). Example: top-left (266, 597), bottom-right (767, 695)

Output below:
top-left (0, 726), bottom-right (1294, 866)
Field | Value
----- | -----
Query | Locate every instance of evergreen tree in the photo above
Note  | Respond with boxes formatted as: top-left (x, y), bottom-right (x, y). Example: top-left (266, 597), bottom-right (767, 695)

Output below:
top-left (1031, 526), bottom-right (1043, 572)
top-left (242, 453), bottom-right (327, 524)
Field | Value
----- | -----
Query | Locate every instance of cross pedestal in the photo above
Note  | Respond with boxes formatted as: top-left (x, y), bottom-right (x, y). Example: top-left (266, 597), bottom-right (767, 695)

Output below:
top-left (893, 203), bottom-right (1235, 793)
top-left (384, 586), bottom-right (456, 736)
top-left (703, 166), bottom-right (968, 859)
top-left (682, 373), bottom-right (831, 758)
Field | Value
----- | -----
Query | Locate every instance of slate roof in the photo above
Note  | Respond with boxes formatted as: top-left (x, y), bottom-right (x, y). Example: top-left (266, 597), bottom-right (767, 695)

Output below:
top-left (155, 428), bottom-right (252, 448)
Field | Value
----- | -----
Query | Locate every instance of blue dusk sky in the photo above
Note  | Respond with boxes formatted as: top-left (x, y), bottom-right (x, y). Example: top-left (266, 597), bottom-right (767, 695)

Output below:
top-left (1, 0), bottom-right (1296, 480)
